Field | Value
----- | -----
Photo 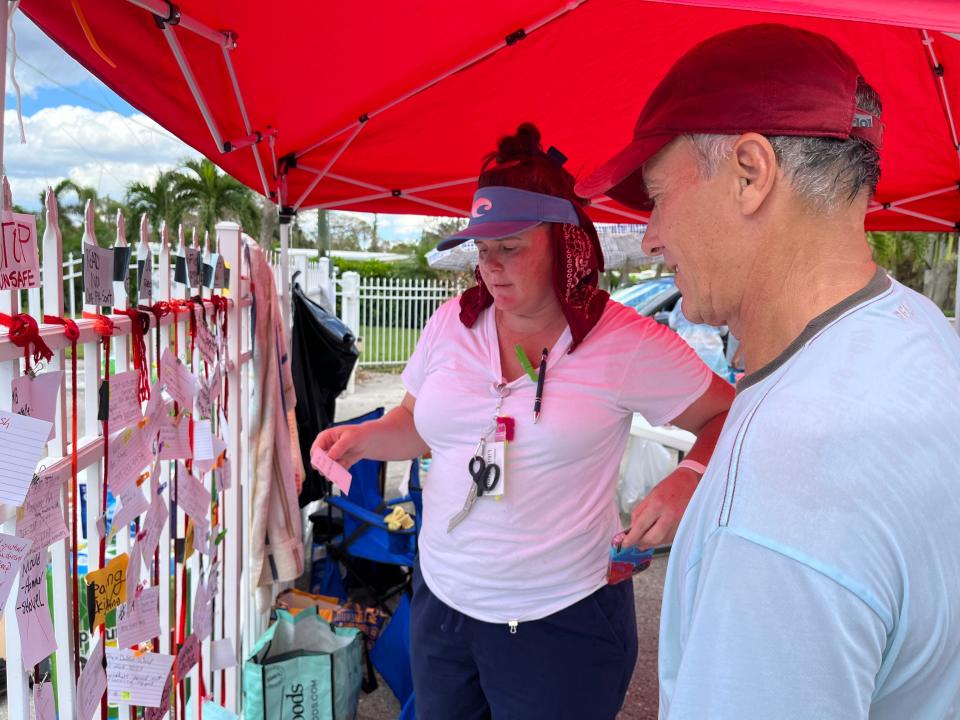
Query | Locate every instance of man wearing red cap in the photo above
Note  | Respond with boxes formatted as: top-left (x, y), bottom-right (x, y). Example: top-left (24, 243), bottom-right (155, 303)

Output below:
top-left (578, 24), bottom-right (960, 719)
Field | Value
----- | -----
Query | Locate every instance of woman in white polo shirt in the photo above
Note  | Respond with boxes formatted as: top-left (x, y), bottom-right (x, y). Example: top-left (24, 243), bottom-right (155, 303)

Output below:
top-left (313, 124), bottom-right (732, 719)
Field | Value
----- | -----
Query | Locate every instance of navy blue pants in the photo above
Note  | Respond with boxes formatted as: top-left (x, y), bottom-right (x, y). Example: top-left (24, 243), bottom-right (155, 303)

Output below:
top-left (410, 567), bottom-right (638, 719)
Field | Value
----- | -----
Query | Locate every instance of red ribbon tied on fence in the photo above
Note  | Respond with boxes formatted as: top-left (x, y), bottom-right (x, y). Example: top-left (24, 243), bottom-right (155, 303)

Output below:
top-left (43, 314), bottom-right (79, 342)
top-left (82, 311), bottom-right (115, 337)
top-left (114, 308), bottom-right (152, 402)
top-left (0, 312), bottom-right (54, 369)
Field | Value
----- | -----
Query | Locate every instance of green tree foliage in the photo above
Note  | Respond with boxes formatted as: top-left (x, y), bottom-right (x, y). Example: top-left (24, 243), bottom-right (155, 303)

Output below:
top-left (172, 158), bottom-right (260, 237)
top-left (125, 170), bottom-right (188, 235)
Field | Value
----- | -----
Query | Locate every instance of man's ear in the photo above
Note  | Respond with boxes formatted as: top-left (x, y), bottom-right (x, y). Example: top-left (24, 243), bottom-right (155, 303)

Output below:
top-left (730, 133), bottom-right (777, 216)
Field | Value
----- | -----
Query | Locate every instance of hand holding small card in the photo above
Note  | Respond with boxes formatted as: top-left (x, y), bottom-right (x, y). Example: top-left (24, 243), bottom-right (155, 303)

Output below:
top-left (310, 446), bottom-right (352, 494)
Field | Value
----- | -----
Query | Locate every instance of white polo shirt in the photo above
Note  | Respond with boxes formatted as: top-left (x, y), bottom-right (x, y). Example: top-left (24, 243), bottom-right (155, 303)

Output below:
top-left (403, 297), bottom-right (712, 623)
top-left (660, 271), bottom-right (960, 719)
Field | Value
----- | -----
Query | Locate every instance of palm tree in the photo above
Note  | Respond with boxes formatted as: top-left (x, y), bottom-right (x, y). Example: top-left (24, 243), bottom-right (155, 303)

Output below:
top-left (173, 158), bottom-right (260, 237)
top-left (126, 170), bottom-right (187, 234)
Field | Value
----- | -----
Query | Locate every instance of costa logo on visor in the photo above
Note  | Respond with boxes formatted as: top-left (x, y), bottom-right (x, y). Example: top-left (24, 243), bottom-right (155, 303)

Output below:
top-left (438, 186), bottom-right (580, 251)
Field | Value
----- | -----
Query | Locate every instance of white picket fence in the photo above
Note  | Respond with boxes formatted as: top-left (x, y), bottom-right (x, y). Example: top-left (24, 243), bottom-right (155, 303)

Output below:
top-left (267, 250), bottom-right (464, 368)
top-left (0, 206), bottom-right (256, 717)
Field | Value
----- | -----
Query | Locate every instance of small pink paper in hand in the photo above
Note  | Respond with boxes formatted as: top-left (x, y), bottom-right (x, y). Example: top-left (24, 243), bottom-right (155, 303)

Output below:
top-left (310, 446), bottom-right (352, 494)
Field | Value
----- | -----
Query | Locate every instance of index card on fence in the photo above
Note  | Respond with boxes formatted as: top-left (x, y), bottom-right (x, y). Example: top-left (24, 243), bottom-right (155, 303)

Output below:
top-left (110, 482), bottom-right (149, 539)
top-left (78, 637), bottom-right (107, 720)
top-left (83, 242), bottom-right (114, 307)
top-left (0, 533), bottom-right (31, 614)
top-left (176, 632), bottom-right (200, 676)
top-left (211, 637), bottom-right (236, 671)
top-left (108, 425), bottom-right (149, 496)
top-left (310, 445), bottom-right (353, 494)
top-left (196, 373), bottom-right (213, 420)
top-left (158, 412), bottom-right (192, 461)
top-left (0, 211), bottom-right (40, 289)
top-left (33, 679), bottom-right (55, 720)
top-left (173, 462), bottom-right (210, 521)
top-left (117, 585), bottom-right (160, 648)
top-left (17, 477), bottom-right (68, 550)
top-left (86, 552), bottom-right (129, 628)
top-left (106, 647), bottom-right (175, 708)
top-left (125, 540), bottom-right (142, 601)
top-left (0, 410), bottom-right (53, 506)
top-left (11, 370), bottom-right (62, 441)
top-left (138, 254), bottom-right (153, 306)
top-left (185, 246), bottom-right (202, 288)
top-left (145, 381), bottom-right (170, 430)
top-left (197, 321), bottom-right (219, 364)
top-left (16, 546), bottom-right (57, 670)
top-left (193, 419), bottom-right (214, 461)
top-left (160, 348), bottom-right (198, 407)
top-left (108, 370), bottom-right (144, 431)
top-left (140, 495), bottom-right (168, 563)
top-left (193, 579), bottom-right (211, 640)
top-left (144, 669), bottom-right (173, 720)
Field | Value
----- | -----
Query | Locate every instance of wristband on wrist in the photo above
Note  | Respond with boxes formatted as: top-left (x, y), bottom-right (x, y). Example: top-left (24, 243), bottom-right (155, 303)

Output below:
top-left (677, 459), bottom-right (706, 475)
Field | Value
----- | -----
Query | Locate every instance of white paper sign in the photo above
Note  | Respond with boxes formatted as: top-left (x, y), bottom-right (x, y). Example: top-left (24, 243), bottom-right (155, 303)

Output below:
top-left (0, 533), bottom-right (32, 615)
top-left (193, 579), bottom-right (211, 640)
top-left (144, 668), bottom-right (173, 720)
top-left (117, 586), bottom-right (161, 648)
top-left (15, 546), bottom-right (57, 670)
top-left (138, 254), bottom-right (153, 307)
top-left (0, 411), bottom-right (53, 506)
top-left (197, 322), bottom-right (219, 365)
top-left (107, 425), bottom-right (149, 496)
top-left (83, 242), bottom-right (114, 306)
top-left (125, 539), bottom-right (143, 602)
top-left (193, 420), bottom-right (214, 462)
top-left (106, 647), bottom-right (175, 707)
top-left (110, 482), bottom-right (150, 539)
top-left (310, 446), bottom-right (353, 494)
top-left (16, 475), bottom-right (68, 550)
top-left (173, 463), bottom-right (210, 521)
top-left (185, 247), bottom-right (202, 288)
top-left (211, 637), bottom-right (236, 671)
top-left (108, 370), bottom-right (144, 431)
top-left (160, 348), bottom-right (198, 407)
top-left (140, 495), bottom-right (168, 564)
top-left (11, 370), bottom-right (62, 441)
top-left (78, 637), bottom-right (107, 720)
top-left (0, 212), bottom-right (40, 289)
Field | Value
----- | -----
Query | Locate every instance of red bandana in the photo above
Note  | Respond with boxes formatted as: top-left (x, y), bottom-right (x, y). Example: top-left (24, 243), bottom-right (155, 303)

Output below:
top-left (458, 223), bottom-right (608, 351)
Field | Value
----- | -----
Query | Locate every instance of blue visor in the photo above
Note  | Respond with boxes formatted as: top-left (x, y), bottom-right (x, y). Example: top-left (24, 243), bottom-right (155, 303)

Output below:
top-left (437, 186), bottom-right (580, 251)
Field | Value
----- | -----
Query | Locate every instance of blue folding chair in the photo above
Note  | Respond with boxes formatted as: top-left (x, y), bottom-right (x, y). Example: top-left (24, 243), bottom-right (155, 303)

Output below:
top-left (371, 592), bottom-right (415, 713)
top-left (324, 407), bottom-right (422, 612)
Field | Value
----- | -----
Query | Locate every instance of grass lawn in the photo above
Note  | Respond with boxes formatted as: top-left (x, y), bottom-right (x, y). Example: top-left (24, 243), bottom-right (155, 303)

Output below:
top-left (358, 325), bottom-right (422, 366)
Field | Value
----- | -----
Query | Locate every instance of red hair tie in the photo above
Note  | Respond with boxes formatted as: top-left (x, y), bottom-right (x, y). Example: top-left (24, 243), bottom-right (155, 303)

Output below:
top-left (0, 312), bottom-right (54, 369)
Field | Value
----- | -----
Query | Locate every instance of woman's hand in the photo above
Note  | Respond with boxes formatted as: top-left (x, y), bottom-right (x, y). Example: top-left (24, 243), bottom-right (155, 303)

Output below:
top-left (311, 424), bottom-right (372, 470)
top-left (621, 467), bottom-right (700, 550)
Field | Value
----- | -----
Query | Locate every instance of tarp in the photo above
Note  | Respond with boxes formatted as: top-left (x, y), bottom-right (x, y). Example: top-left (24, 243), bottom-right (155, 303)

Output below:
top-left (22, 0), bottom-right (960, 230)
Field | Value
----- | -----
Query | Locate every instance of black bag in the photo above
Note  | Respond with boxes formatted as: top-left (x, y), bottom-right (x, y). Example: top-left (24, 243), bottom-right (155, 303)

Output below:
top-left (291, 281), bottom-right (359, 507)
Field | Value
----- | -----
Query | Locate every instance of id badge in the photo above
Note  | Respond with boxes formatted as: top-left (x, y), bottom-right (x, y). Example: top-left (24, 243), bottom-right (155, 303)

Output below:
top-left (483, 440), bottom-right (506, 497)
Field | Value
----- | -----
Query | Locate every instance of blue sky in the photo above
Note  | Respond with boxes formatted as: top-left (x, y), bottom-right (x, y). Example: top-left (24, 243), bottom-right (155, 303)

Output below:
top-left (4, 14), bottom-right (427, 243)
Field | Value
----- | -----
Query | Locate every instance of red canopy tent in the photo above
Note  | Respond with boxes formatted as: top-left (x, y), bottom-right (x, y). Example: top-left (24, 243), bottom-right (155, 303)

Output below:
top-left (20, 0), bottom-right (960, 233)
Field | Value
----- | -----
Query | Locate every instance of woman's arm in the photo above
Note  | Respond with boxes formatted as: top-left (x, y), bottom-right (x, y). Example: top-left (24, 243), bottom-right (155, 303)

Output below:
top-left (623, 373), bottom-right (734, 549)
top-left (311, 392), bottom-right (430, 469)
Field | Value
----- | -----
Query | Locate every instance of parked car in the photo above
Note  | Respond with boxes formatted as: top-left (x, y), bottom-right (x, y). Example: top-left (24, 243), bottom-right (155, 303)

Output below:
top-left (611, 276), bottom-right (680, 320)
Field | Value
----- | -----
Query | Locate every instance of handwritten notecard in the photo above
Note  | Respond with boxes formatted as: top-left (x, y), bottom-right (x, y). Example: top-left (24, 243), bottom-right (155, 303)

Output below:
top-left (185, 247), bottom-right (203, 287)
top-left (77, 637), bottom-right (107, 720)
top-left (110, 481), bottom-right (149, 539)
top-left (106, 647), bottom-right (175, 707)
top-left (311, 446), bottom-right (353, 494)
top-left (117, 585), bottom-right (161, 648)
top-left (0, 411), bottom-right (52, 506)
top-left (85, 552), bottom-right (129, 628)
top-left (211, 637), bottom-right (236, 671)
top-left (144, 669), bottom-right (173, 720)
top-left (176, 632), bottom-right (200, 676)
top-left (0, 212), bottom-right (40, 289)
top-left (107, 425), bottom-right (149, 496)
top-left (11, 370), bottom-right (62, 441)
top-left (196, 373), bottom-right (213, 420)
top-left (15, 546), bottom-right (57, 670)
top-left (140, 494), bottom-right (168, 563)
top-left (173, 463), bottom-right (211, 521)
top-left (108, 370), bottom-right (144, 431)
top-left (197, 321), bottom-right (219, 364)
top-left (83, 242), bottom-right (114, 307)
top-left (193, 579), bottom-right (211, 640)
top-left (160, 348), bottom-right (198, 408)
top-left (16, 476), bottom-right (68, 550)
top-left (125, 540), bottom-right (143, 602)
top-left (33, 679), bottom-right (55, 720)
top-left (0, 533), bottom-right (32, 614)
top-left (193, 420), bottom-right (214, 462)
top-left (158, 412), bottom-right (192, 460)
top-left (138, 252), bottom-right (153, 307)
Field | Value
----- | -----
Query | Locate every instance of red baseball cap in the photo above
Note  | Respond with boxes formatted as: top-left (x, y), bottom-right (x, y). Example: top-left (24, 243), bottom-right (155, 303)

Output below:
top-left (575, 24), bottom-right (883, 209)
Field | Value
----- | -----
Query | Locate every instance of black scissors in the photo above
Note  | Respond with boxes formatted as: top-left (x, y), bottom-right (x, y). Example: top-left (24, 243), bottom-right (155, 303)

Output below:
top-left (468, 449), bottom-right (501, 496)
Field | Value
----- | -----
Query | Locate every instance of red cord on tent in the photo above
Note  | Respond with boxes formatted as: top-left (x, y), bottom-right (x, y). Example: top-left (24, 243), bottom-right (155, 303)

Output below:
top-left (0, 312), bottom-right (54, 372)
top-left (43, 314), bottom-right (81, 682)
top-left (114, 308), bottom-right (152, 403)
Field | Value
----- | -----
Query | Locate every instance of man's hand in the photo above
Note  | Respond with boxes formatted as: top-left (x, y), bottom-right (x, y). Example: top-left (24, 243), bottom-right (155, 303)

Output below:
top-left (622, 467), bottom-right (700, 550)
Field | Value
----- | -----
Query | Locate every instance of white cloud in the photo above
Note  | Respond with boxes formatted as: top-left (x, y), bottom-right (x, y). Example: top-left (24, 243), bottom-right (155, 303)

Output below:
top-left (7, 15), bottom-right (94, 96)
top-left (4, 105), bottom-right (200, 210)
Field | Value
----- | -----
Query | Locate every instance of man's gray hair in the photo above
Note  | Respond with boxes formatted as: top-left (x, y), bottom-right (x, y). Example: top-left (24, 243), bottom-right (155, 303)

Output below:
top-left (686, 78), bottom-right (882, 213)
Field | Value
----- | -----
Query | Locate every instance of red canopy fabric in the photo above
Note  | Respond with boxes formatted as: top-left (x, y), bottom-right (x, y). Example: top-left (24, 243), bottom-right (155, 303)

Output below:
top-left (23, 0), bottom-right (960, 230)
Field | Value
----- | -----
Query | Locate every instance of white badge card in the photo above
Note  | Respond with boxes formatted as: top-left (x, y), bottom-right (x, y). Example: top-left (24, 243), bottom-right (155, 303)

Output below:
top-left (482, 440), bottom-right (506, 498)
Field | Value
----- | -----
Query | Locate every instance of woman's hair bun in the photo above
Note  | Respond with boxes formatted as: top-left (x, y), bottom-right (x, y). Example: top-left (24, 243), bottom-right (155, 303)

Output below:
top-left (494, 123), bottom-right (544, 164)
